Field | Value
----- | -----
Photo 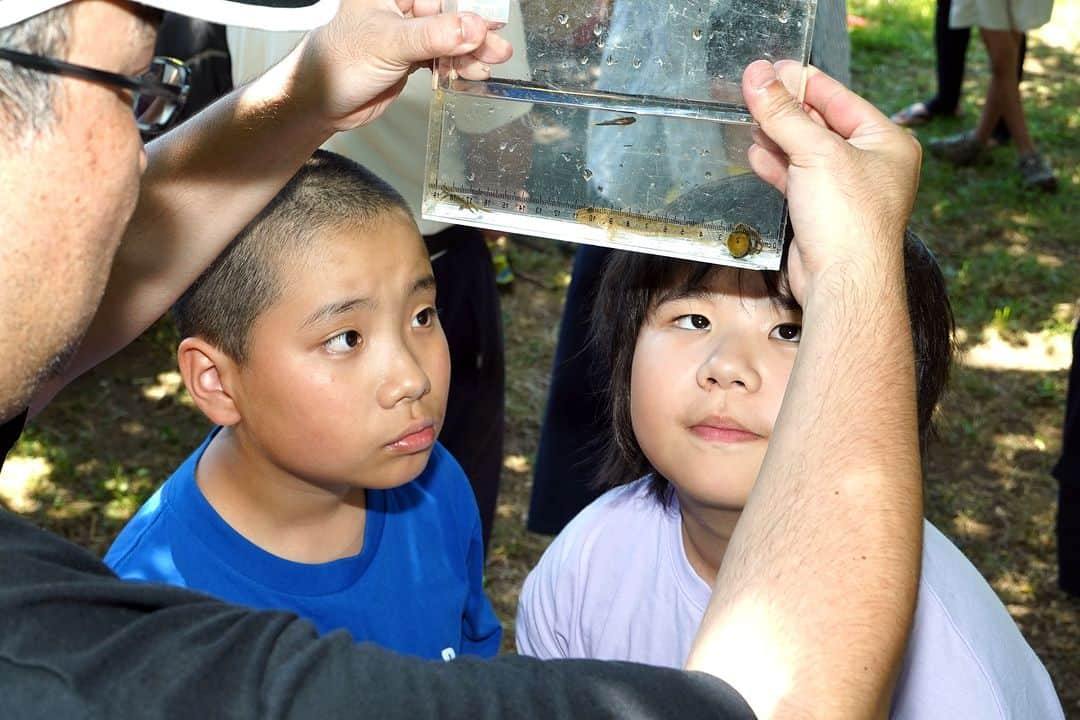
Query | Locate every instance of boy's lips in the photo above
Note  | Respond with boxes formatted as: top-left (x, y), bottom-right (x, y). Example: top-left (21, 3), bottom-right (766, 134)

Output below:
top-left (386, 420), bottom-right (436, 453)
top-left (689, 416), bottom-right (762, 443)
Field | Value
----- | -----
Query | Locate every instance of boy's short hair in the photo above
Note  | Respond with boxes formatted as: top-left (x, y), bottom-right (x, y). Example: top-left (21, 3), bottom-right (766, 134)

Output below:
top-left (173, 150), bottom-right (413, 363)
top-left (591, 229), bottom-right (956, 501)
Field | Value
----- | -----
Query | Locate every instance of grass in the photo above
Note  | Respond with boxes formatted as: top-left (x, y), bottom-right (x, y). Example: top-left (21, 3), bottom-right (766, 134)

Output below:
top-left (2, 0), bottom-right (1078, 715)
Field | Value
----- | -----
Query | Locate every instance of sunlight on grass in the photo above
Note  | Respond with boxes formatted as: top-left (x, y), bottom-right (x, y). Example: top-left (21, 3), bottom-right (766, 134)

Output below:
top-left (0, 455), bottom-right (52, 512)
top-left (502, 454), bottom-right (532, 474)
top-left (962, 327), bottom-right (1074, 371)
top-left (138, 371), bottom-right (185, 402)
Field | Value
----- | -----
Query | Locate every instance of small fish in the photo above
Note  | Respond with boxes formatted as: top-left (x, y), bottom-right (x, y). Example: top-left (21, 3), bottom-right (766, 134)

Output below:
top-left (725, 223), bottom-right (764, 259)
top-left (439, 190), bottom-right (483, 214)
top-left (574, 207), bottom-right (709, 240)
top-left (594, 116), bottom-right (637, 127)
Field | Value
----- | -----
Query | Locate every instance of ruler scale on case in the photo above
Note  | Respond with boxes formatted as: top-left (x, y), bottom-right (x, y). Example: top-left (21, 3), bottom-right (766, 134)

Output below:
top-left (425, 0), bottom-right (819, 269)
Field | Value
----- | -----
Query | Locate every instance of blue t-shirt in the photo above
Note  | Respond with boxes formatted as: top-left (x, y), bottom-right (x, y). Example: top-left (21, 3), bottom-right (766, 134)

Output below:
top-left (105, 431), bottom-right (501, 661)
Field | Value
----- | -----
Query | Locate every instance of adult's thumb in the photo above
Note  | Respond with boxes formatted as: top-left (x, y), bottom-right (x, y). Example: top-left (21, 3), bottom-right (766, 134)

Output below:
top-left (390, 12), bottom-right (492, 65)
top-left (742, 60), bottom-right (831, 158)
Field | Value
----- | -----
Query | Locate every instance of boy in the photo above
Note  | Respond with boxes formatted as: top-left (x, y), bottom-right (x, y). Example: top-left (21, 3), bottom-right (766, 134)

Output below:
top-left (106, 151), bottom-right (501, 662)
top-left (516, 234), bottom-right (1065, 718)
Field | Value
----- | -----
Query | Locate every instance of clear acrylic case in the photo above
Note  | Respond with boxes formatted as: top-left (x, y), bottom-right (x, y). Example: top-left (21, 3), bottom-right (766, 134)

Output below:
top-left (425, 0), bottom-right (818, 268)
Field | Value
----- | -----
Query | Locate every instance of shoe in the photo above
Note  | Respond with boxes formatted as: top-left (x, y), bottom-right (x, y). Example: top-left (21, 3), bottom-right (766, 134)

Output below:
top-left (1017, 152), bottom-right (1058, 193)
top-left (890, 100), bottom-right (962, 127)
top-left (490, 248), bottom-right (515, 287)
top-left (928, 131), bottom-right (984, 166)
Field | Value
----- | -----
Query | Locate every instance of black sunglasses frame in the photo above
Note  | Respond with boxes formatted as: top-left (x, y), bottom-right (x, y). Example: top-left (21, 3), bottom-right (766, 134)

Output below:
top-left (0, 47), bottom-right (190, 133)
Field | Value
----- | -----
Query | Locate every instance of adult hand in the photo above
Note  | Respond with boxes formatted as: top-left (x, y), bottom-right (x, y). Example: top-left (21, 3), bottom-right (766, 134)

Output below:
top-left (295, 0), bottom-right (514, 132)
top-left (741, 60), bottom-right (922, 304)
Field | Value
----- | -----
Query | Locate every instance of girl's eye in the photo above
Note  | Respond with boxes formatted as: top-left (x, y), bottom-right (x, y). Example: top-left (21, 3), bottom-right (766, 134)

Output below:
top-left (325, 330), bottom-right (361, 354)
top-left (674, 314), bottom-right (711, 330)
top-left (412, 307), bottom-right (436, 328)
top-left (770, 323), bottom-right (802, 343)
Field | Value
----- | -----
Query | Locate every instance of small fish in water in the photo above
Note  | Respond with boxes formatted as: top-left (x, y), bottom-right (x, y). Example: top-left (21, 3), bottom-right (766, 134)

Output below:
top-left (439, 190), bottom-right (483, 214)
top-left (594, 116), bottom-right (637, 127)
top-left (574, 207), bottom-right (708, 240)
top-left (725, 223), bottom-right (764, 259)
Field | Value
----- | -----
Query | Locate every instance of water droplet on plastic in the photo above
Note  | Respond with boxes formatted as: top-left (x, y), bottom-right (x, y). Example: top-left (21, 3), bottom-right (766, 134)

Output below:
top-left (580, 56), bottom-right (589, 65)
top-left (596, 39), bottom-right (605, 49)
top-left (561, 152), bottom-right (573, 162)
top-left (704, 171), bottom-right (713, 179)
top-left (597, 185), bottom-right (604, 193)
top-left (605, 55), bottom-right (616, 66)
top-left (654, 57), bottom-right (664, 68)
top-left (556, 13), bottom-right (568, 25)
top-left (631, 58), bottom-right (642, 69)
top-left (466, 171), bottom-right (475, 182)
top-left (691, 28), bottom-right (703, 40)
top-left (778, 10), bottom-right (789, 23)
top-left (582, 168), bottom-right (594, 181)
top-left (593, 24), bottom-right (604, 36)
top-left (499, 141), bottom-right (508, 150)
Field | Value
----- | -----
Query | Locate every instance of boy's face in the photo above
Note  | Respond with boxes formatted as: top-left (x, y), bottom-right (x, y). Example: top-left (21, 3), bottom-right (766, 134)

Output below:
top-left (230, 212), bottom-right (450, 492)
top-left (630, 267), bottom-right (801, 512)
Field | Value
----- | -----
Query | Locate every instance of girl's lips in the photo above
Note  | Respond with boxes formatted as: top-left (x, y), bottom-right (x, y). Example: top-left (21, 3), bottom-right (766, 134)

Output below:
top-left (386, 423), bottom-right (436, 453)
top-left (689, 425), bottom-right (762, 443)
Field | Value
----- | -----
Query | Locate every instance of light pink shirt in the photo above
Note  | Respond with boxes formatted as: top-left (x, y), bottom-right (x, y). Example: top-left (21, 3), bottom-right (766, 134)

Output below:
top-left (517, 477), bottom-right (1065, 719)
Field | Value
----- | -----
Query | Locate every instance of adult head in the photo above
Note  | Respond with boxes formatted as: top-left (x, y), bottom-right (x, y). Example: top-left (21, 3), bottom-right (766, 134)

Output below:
top-left (0, 0), bottom-right (337, 422)
top-left (0, 0), bottom-right (508, 423)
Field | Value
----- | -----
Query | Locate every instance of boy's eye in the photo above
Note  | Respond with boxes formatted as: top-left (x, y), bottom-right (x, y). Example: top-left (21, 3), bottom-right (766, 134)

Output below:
top-left (412, 307), bottom-right (436, 328)
top-left (674, 314), bottom-right (711, 330)
top-left (325, 330), bottom-right (361, 353)
top-left (770, 323), bottom-right (802, 342)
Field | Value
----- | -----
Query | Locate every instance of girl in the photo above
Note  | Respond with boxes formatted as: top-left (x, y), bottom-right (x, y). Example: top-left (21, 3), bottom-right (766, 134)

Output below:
top-left (516, 233), bottom-right (1064, 718)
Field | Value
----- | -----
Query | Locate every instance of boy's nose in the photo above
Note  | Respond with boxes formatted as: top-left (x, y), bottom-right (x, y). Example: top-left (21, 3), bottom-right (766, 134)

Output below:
top-left (696, 341), bottom-right (761, 393)
top-left (378, 347), bottom-right (431, 408)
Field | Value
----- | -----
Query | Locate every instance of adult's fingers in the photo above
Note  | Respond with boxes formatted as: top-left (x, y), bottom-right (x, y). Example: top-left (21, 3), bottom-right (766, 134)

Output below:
top-left (774, 60), bottom-right (893, 141)
top-left (742, 60), bottom-right (836, 159)
top-left (747, 143), bottom-right (789, 194)
top-left (388, 12), bottom-right (512, 66)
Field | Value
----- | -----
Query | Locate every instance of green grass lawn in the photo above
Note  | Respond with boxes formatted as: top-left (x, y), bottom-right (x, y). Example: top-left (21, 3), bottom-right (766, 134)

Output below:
top-left (1, 0), bottom-right (1077, 715)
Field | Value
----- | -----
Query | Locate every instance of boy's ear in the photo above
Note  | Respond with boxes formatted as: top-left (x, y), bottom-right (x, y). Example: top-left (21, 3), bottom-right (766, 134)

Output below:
top-left (177, 337), bottom-right (241, 427)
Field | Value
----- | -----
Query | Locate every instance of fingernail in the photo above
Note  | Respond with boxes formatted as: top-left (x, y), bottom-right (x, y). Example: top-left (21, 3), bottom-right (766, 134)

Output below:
top-left (460, 13), bottom-right (485, 44)
top-left (747, 60), bottom-right (777, 90)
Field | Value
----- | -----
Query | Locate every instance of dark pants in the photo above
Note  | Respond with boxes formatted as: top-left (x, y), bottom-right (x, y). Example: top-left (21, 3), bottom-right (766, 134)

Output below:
top-left (427, 226), bottom-right (505, 553)
top-left (927, 0), bottom-right (1026, 140)
top-left (527, 246), bottom-right (610, 535)
top-left (1053, 322), bottom-right (1080, 597)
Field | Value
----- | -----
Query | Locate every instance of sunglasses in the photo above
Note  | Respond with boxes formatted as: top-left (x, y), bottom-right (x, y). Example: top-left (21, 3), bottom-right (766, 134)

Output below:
top-left (0, 48), bottom-right (190, 135)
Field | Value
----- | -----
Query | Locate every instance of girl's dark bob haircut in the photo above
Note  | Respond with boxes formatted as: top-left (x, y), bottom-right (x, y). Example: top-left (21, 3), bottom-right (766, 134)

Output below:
top-left (588, 228), bottom-right (956, 504)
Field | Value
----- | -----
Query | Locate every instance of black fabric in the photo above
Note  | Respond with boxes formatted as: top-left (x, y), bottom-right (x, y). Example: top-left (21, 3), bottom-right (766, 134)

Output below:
top-left (0, 509), bottom-right (755, 719)
top-left (426, 226), bottom-right (504, 554)
top-left (0, 409), bottom-right (27, 468)
top-left (527, 245), bottom-right (610, 535)
top-left (927, 0), bottom-right (1026, 141)
top-left (1053, 321), bottom-right (1080, 597)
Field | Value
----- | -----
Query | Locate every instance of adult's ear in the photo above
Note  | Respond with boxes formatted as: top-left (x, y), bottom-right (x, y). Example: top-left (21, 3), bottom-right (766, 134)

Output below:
top-left (177, 337), bottom-right (241, 427)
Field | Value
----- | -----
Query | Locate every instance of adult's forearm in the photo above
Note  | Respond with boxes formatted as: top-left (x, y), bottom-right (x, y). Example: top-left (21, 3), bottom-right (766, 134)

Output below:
top-left (688, 254), bottom-right (921, 719)
top-left (32, 43), bottom-right (326, 413)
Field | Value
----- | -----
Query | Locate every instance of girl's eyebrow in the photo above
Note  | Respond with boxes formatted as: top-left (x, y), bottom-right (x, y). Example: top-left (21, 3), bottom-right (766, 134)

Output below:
top-left (773, 294), bottom-right (803, 313)
top-left (654, 286), bottom-right (714, 306)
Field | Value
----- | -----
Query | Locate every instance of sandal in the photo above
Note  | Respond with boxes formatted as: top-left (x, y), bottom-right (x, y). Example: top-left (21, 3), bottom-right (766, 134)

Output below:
top-left (890, 101), bottom-right (962, 128)
top-left (890, 101), bottom-right (934, 127)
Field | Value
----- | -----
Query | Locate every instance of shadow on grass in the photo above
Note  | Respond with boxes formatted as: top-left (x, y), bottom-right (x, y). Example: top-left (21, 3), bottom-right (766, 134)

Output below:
top-left (6, 319), bottom-right (210, 556)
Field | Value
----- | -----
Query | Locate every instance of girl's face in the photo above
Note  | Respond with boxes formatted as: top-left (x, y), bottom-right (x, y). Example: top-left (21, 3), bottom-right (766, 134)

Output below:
top-left (630, 267), bottom-right (802, 512)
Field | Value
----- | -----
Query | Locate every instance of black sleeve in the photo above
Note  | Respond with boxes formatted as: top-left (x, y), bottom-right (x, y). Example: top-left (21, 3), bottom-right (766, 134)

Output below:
top-left (0, 510), bottom-right (755, 720)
